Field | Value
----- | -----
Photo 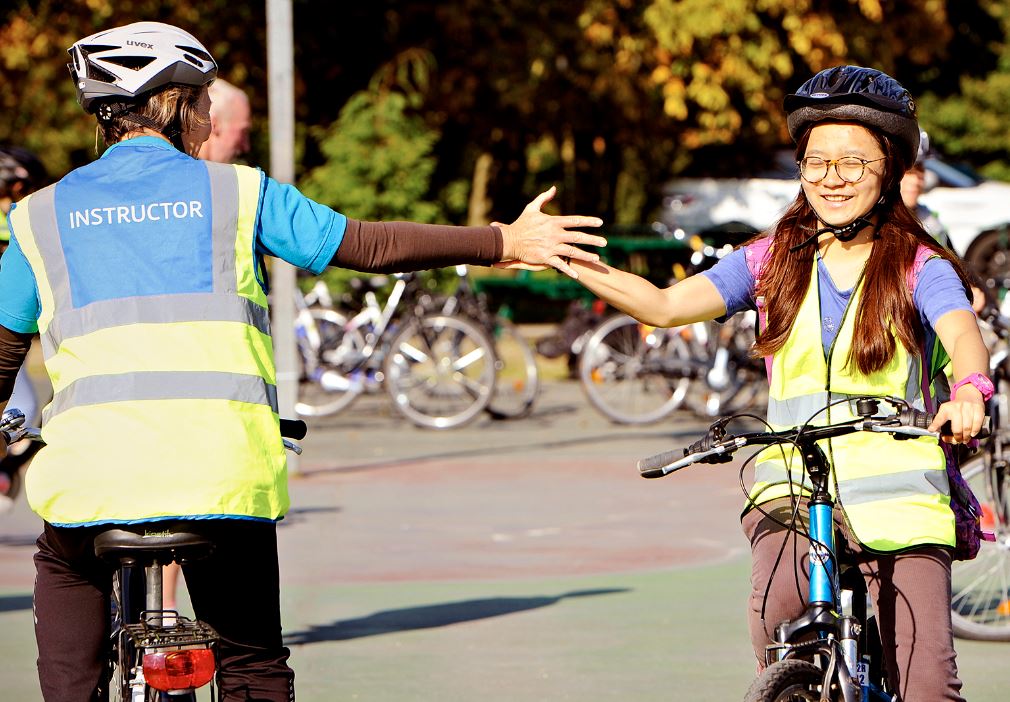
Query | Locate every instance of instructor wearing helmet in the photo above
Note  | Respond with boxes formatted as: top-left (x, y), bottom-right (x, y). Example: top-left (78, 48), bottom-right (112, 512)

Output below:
top-left (0, 22), bottom-right (604, 701)
top-left (566, 66), bottom-right (988, 700)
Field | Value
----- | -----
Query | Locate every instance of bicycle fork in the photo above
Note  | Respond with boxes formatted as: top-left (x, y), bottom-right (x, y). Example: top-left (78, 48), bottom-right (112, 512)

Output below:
top-left (767, 448), bottom-right (869, 702)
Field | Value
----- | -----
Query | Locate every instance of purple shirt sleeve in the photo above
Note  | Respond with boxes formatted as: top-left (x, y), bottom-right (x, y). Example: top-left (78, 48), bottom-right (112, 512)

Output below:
top-left (913, 257), bottom-right (972, 329)
top-left (699, 246), bottom-right (756, 318)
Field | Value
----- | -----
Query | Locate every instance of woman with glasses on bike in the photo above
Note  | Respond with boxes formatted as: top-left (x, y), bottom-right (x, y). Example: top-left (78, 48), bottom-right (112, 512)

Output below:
top-left (568, 66), bottom-right (988, 701)
top-left (0, 21), bottom-right (604, 702)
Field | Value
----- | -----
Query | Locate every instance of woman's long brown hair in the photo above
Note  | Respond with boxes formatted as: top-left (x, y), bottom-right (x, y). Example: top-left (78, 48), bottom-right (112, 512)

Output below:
top-left (751, 125), bottom-right (974, 376)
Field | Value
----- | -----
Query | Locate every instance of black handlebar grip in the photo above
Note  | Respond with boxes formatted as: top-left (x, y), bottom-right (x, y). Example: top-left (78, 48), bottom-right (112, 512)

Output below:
top-left (903, 409), bottom-right (991, 440)
top-left (637, 449), bottom-right (685, 478)
top-left (279, 419), bottom-right (308, 440)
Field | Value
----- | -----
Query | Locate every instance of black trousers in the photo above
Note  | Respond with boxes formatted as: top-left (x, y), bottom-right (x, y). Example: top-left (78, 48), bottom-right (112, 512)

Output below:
top-left (34, 519), bottom-right (295, 701)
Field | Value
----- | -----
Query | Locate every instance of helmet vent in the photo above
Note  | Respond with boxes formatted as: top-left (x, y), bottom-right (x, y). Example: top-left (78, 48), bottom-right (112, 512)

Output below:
top-left (177, 45), bottom-right (213, 62)
top-left (78, 44), bottom-right (119, 58)
top-left (182, 53), bottom-right (205, 67)
top-left (102, 55), bottom-right (156, 71)
top-left (87, 63), bottom-right (118, 85)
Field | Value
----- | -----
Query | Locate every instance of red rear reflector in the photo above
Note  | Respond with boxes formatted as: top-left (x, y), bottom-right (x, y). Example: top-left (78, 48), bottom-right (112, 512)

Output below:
top-left (143, 649), bottom-right (215, 691)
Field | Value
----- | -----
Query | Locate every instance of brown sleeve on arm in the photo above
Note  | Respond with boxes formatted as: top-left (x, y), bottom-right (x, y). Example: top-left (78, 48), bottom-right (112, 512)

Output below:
top-left (0, 325), bottom-right (32, 404)
top-left (329, 219), bottom-right (504, 273)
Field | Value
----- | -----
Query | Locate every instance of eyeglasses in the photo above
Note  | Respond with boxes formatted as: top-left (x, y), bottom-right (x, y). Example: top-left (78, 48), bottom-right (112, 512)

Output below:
top-left (797, 156), bottom-right (886, 184)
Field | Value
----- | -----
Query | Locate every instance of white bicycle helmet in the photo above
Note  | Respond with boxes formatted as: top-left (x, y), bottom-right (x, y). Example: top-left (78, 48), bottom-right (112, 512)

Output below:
top-left (68, 21), bottom-right (217, 114)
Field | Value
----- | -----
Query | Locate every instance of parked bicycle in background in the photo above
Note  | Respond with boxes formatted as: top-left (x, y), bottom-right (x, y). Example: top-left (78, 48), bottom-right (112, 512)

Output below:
top-left (578, 235), bottom-right (765, 424)
top-left (295, 271), bottom-right (498, 429)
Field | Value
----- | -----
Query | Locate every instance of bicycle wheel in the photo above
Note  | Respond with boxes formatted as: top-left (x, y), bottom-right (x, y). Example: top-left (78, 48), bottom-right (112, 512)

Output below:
top-left (383, 314), bottom-right (496, 429)
top-left (486, 319), bottom-right (540, 420)
top-left (295, 308), bottom-right (367, 417)
top-left (744, 659), bottom-right (840, 701)
top-left (965, 227), bottom-right (1010, 301)
top-left (951, 450), bottom-right (1010, 641)
top-left (578, 314), bottom-right (692, 424)
top-left (686, 315), bottom-right (766, 418)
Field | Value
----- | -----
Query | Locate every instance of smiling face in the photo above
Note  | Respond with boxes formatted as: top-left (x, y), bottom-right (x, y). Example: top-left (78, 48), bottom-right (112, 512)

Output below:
top-left (800, 122), bottom-right (886, 228)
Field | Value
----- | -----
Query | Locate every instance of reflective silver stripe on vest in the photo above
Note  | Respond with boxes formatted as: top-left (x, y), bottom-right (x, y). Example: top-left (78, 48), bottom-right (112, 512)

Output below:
top-left (767, 382), bottom-right (926, 428)
top-left (41, 293), bottom-right (271, 360)
top-left (905, 354), bottom-right (923, 404)
top-left (753, 460), bottom-right (814, 492)
top-left (27, 186), bottom-right (73, 310)
top-left (754, 461), bottom-right (949, 504)
top-left (205, 161), bottom-right (239, 294)
top-left (836, 468), bottom-right (949, 505)
top-left (43, 371), bottom-right (278, 423)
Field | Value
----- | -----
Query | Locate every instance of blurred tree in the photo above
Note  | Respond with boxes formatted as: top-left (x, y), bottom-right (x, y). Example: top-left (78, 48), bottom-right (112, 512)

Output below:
top-left (1, 0), bottom-right (1006, 232)
top-left (916, 0), bottom-right (1010, 180)
top-left (300, 50), bottom-right (446, 223)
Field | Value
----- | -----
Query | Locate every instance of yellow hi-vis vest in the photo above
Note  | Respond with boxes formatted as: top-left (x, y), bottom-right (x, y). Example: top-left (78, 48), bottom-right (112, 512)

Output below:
top-left (750, 260), bottom-right (954, 552)
top-left (9, 162), bottom-right (289, 526)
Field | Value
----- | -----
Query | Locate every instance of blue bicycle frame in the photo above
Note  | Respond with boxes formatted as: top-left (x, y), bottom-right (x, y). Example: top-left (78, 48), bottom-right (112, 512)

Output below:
top-left (766, 441), bottom-right (892, 702)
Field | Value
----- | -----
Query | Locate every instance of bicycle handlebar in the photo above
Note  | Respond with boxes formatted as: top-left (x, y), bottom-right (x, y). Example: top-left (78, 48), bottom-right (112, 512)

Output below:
top-left (0, 409), bottom-right (309, 453)
top-left (638, 397), bottom-right (990, 479)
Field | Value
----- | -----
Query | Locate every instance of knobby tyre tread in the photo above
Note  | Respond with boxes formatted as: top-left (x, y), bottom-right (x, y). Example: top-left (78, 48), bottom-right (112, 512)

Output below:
top-left (744, 659), bottom-right (838, 702)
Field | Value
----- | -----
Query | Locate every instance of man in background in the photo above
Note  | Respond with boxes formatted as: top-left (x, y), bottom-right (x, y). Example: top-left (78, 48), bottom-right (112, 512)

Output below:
top-left (198, 78), bottom-right (251, 163)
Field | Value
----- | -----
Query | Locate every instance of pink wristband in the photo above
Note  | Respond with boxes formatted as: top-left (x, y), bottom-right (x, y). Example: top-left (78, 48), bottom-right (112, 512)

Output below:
top-left (950, 373), bottom-right (994, 403)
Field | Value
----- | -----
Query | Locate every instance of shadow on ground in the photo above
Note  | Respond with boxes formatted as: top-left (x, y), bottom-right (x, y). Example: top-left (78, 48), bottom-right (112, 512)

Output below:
top-left (284, 588), bottom-right (628, 645)
top-left (0, 594), bottom-right (32, 613)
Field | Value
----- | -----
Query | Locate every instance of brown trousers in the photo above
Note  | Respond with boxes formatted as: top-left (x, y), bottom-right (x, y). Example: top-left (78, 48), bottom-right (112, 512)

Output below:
top-left (742, 499), bottom-right (965, 702)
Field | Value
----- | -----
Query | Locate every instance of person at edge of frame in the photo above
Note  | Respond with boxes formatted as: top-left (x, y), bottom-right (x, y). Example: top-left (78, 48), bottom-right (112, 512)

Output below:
top-left (553, 65), bottom-right (988, 702)
top-left (0, 21), bottom-right (605, 702)
top-left (900, 129), bottom-right (986, 314)
top-left (0, 146), bottom-right (47, 510)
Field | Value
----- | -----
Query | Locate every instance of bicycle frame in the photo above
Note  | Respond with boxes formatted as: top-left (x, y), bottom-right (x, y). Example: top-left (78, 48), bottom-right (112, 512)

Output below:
top-left (763, 441), bottom-right (890, 702)
top-left (637, 398), bottom-right (953, 701)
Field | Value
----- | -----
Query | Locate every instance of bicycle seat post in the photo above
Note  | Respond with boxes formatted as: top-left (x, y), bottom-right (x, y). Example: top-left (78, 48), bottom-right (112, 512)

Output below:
top-left (144, 562), bottom-right (163, 624)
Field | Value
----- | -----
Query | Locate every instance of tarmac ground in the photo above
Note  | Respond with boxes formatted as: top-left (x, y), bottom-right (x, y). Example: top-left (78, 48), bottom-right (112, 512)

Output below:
top-left (1, 379), bottom-right (1008, 701)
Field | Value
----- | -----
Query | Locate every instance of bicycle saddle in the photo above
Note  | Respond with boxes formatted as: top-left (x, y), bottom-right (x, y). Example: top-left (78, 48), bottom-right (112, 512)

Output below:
top-left (93, 523), bottom-right (214, 566)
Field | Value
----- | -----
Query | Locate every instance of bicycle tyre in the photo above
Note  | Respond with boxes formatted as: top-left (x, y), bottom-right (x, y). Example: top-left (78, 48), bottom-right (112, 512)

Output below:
top-left (578, 314), bottom-right (691, 424)
top-left (295, 307), bottom-right (367, 417)
top-left (383, 313), bottom-right (496, 429)
top-left (486, 319), bottom-right (540, 420)
top-left (951, 452), bottom-right (1010, 641)
top-left (687, 315), bottom-right (766, 419)
top-left (744, 659), bottom-right (838, 702)
top-left (965, 227), bottom-right (1010, 300)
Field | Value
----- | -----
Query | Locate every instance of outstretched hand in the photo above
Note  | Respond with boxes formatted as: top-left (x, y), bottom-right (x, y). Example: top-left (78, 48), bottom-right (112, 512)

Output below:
top-left (496, 186), bottom-right (606, 279)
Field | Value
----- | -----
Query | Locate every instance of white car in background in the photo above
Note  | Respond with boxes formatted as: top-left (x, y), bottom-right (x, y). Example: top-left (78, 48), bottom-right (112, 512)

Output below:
top-left (660, 155), bottom-right (1010, 289)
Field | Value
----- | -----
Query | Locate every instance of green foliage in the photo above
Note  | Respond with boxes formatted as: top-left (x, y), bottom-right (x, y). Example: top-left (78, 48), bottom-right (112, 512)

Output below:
top-left (300, 89), bottom-right (444, 222)
top-left (3, 0), bottom-right (1010, 234)
top-left (916, 1), bottom-right (1010, 181)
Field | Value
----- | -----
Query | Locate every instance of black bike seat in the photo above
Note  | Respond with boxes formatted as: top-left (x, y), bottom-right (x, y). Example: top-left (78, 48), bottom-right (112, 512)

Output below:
top-left (93, 524), bottom-right (214, 566)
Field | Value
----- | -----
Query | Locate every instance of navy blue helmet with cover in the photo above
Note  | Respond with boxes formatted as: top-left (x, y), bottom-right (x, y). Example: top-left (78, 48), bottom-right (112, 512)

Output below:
top-left (784, 65), bottom-right (920, 167)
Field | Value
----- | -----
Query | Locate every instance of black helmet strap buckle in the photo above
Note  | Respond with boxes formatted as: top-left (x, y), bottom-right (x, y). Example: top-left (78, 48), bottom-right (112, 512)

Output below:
top-left (790, 216), bottom-right (876, 252)
top-left (94, 100), bottom-right (182, 141)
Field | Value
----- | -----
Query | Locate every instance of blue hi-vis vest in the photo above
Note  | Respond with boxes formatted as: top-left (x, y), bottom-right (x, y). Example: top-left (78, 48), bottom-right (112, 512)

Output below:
top-left (8, 144), bottom-right (289, 526)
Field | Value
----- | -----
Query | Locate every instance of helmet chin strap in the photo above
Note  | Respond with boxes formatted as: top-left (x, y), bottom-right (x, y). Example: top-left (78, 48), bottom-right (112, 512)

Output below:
top-left (790, 198), bottom-right (881, 252)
